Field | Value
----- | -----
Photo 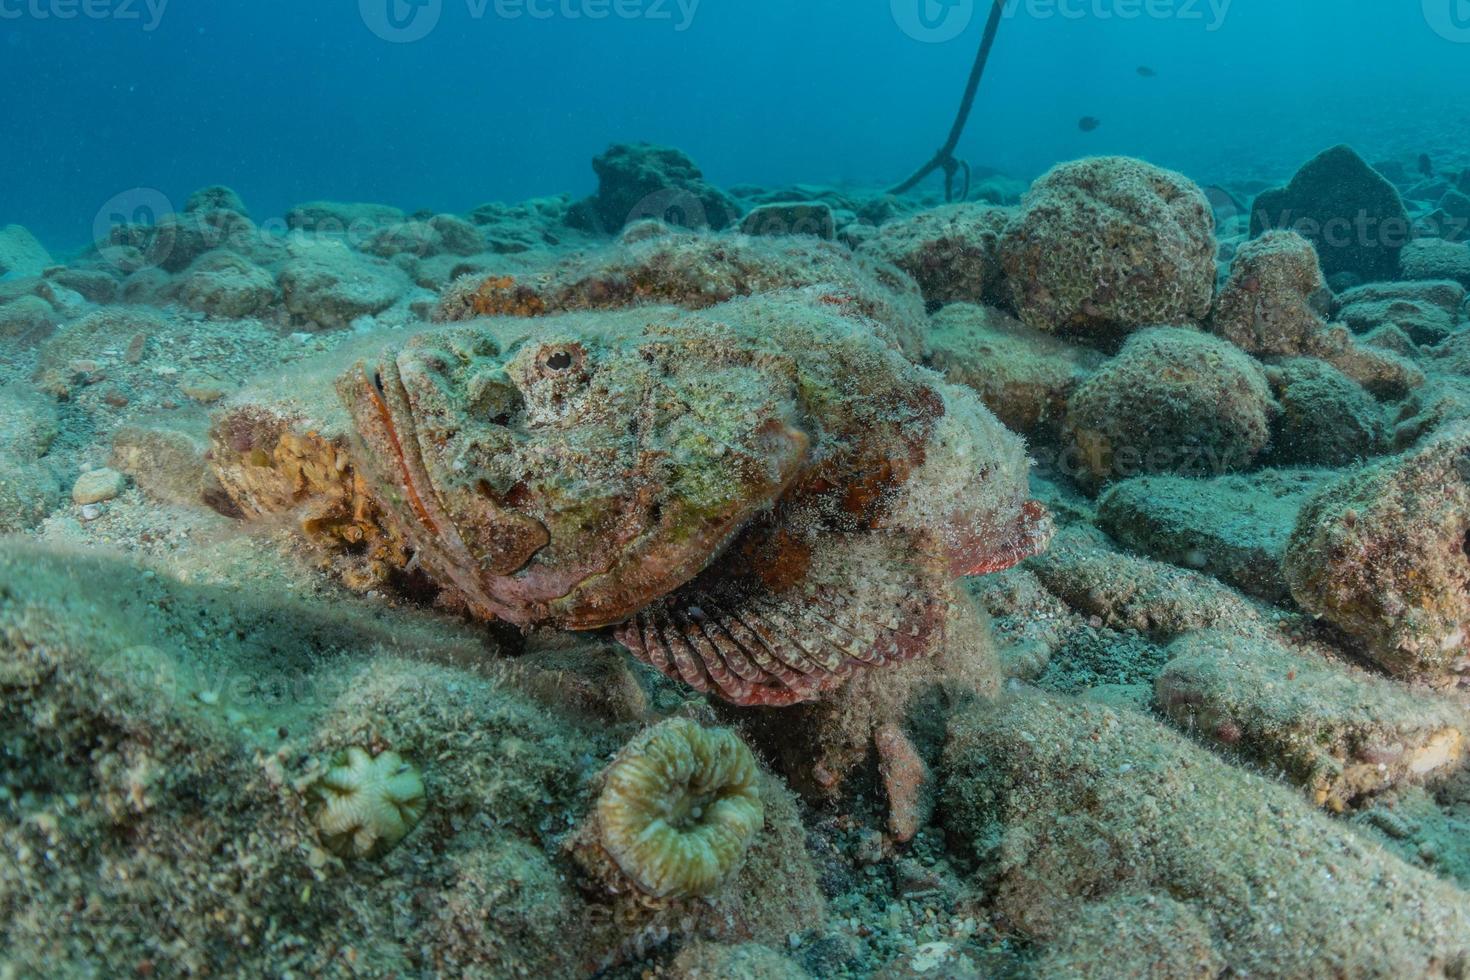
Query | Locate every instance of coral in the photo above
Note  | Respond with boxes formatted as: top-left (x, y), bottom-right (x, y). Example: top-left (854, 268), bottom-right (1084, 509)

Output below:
top-left (1264, 357), bottom-right (1388, 466)
top-left (1250, 144), bottom-right (1409, 282)
top-left (565, 142), bottom-right (741, 233)
top-left (1063, 327), bottom-right (1277, 485)
top-left (1157, 630), bottom-right (1468, 810)
top-left (1208, 229), bottom-right (1331, 356)
top-left (588, 718), bottom-right (763, 900)
top-left (926, 302), bottom-right (1101, 441)
top-left (856, 203), bottom-right (1010, 310)
top-left (944, 690), bottom-right (1470, 976)
top-left (1283, 422), bottom-right (1470, 681)
top-left (997, 156), bottom-right (1216, 341)
top-left (310, 746), bottom-right (427, 858)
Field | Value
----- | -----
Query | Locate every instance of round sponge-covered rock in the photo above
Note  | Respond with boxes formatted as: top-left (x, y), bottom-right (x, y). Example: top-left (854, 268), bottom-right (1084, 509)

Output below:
top-left (594, 718), bottom-right (763, 900)
top-left (1064, 327), bottom-right (1276, 485)
top-left (998, 156), bottom-right (1216, 341)
top-left (1284, 423), bottom-right (1470, 681)
top-left (1210, 230), bottom-right (1331, 356)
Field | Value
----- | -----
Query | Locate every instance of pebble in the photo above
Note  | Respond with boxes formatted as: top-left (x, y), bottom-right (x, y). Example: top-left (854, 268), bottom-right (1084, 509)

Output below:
top-left (72, 467), bottom-right (127, 505)
top-left (179, 371), bottom-right (230, 403)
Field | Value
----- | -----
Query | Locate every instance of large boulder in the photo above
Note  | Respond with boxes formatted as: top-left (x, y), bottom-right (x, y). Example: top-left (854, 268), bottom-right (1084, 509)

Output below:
top-left (1250, 145), bottom-right (1409, 283)
top-left (565, 143), bottom-right (740, 234)
top-left (0, 224), bottom-right (53, 278)
top-left (857, 203), bottom-right (1010, 310)
top-left (997, 156), bottom-right (1216, 343)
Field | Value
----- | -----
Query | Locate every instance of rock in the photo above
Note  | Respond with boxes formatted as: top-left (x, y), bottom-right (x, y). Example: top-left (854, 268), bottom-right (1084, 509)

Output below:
top-left (284, 201), bottom-right (406, 236)
top-left (1308, 324), bottom-right (1426, 401)
top-left (1338, 295), bottom-right (1457, 346)
top-left (1391, 376), bottom-right (1470, 448)
top-left (0, 385), bottom-right (61, 532)
top-left (944, 691), bottom-right (1470, 976)
top-left (739, 202), bottom-right (836, 241)
top-left (670, 942), bottom-right (811, 980)
top-left (998, 156), bottom-right (1216, 342)
top-left (0, 224), bottom-right (52, 278)
top-left (277, 240), bottom-right (411, 329)
top-left (874, 942), bottom-right (985, 979)
top-left (1030, 893), bottom-right (1225, 980)
top-left (166, 251), bottom-right (277, 318)
top-left (71, 467), bottom-right (128, 505)
top-left (1209, 230), bottom-right (1332, 356)
top-left (1360, 322), bottom-right (1420, 358)
top-left (184, 185), bottom-right (248, 216)
top-left (873, 723), bottom-right (932, 843)
top-left (1063, 327), bottom-right (1277, 485)
top-left (1250, 145), bottom-right (1410, 281)
top-left (111, 422), bottom-right (217, 507)
top-left (427, 214), bottom-right (484, 256)
top-left (1338, 279), bottom-right (1466, 318)
top-left (178, 370), bottom-right (232, 403)
top-left (0, 295), bottom-right (59, 347)
top-left (362, 220), bottom-right (445, 259)
top-left (926, 303), bottom-right (1101, 441)
top-left (43, 266), bottom-right (119, 305)
top-left (1401, 238), bottom-right (1470, 288)
top-left (1097, 469), bottom-right (1333, 603)
top-left (1284, 422), bottom-right (1470, 680)
top-left (1432, 188), bottom-right (1470, 242)
top-left (110, 208), bottom-right (258, 274)
top-left (1157, 630), bottom-right (1468, 811)
top-left (565, 142), bottom-right (741, 233)
top-left (857, 203), bottom-right (1009, 310)
top-left (1265, 357), bottom-right (1388, 466)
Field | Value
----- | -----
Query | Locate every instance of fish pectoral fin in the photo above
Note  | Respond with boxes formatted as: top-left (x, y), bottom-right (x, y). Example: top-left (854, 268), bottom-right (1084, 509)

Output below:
top-left (612, 534), bottom-right (954, 707)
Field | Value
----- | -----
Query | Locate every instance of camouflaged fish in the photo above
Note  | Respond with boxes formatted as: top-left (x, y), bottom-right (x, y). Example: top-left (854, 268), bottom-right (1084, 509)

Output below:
top-left (337, 292), bottom-right (1051, 706)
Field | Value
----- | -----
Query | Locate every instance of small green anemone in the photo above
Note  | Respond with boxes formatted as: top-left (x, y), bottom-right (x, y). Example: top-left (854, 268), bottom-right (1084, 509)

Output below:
top-left (596, 718), bottom-right (764, 899)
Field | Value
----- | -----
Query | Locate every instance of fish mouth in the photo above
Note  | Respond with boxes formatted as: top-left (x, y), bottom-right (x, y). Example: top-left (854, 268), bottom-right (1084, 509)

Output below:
top-left (954, 499), bottom-right (1055, 577)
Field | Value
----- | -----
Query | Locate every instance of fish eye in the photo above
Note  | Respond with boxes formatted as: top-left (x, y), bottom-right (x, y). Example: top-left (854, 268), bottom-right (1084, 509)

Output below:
top-left (544, 351), bottom-right (573, 371)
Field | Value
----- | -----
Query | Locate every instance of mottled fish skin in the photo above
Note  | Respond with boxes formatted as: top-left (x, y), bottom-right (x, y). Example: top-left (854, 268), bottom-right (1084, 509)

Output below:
top-left (338, 292), bottom-right (1051, 704)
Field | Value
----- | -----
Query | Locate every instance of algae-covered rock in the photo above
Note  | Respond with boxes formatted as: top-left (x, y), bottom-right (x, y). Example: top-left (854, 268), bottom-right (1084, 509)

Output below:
top-left (1250, 144), bottom-right (1410, 282)
top-left (998, 156), bottom-right (1216, 342)
top-left (0, 384), bottom-right (61, 532)
top-left (1284, 423), bottom-right (1470, 681)
top-left (1156, 630), bottom-right (1468, 811)
top-left (1028, 893), bottom-right (1226, 980)
top-left (277, 239), bottom-right (412, 329)
top-left (1063, 327), bottom-right (1277, 485)
top-left (1339, 294), bottom-right (1458, 346)
top-left (0, 294), bottom-right (59, 347)
top-left (1401, 238), bottom-right (1470, 288)
top-left (1097, 469), bottom-right (1333, 602)
top-left (1339, 279), bottom-right (1467, 318)
top-left (0, 223), bottom-right (53, 278)
top-left (1265, 357), bottom-right (1388, 466)
top-left (857, 203), bottom-right (1010, 310)
top-left (566, 142), bottom-right (741, 233)
top-left (739, 201), bottom-right (836, 241)
top-left (284, 200), bottom-right (406, 235)
top-left (944, 690), bottom-right (1470, 977)
top-left (1209, 229), bottom-right (1332, 356)
top-left (165, 250), bottom-right (277, 318)
top-left (925, 302), bottom-right (1101, 441)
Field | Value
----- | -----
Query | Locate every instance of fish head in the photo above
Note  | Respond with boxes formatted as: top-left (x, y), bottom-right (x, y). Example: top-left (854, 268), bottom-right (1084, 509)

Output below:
top-left (338, 312), bottom-right (809, 628)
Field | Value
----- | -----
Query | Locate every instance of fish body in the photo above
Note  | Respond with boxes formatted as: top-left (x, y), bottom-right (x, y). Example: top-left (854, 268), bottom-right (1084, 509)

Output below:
top-left (1137, 65), bottom-right (1157, 77)
top-left (1078, 116), bottom-right (1102, 132)
top-left (338, 293), bottom-right (1051, 706)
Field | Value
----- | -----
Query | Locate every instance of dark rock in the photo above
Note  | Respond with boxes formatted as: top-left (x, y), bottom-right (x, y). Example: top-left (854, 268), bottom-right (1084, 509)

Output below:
top-left (184, 185), bottom-right (248, 217)
top-left (565, 142), bottom-right (740, 234)
top-left (1264, 357), bottom-right (1388, 466)
top-left (739, 202), bottom-right (836, 240)
top-left (1251, 145), bottom-right (1410, 282)
top-left (1401, 238), bottom-right (1470, 288)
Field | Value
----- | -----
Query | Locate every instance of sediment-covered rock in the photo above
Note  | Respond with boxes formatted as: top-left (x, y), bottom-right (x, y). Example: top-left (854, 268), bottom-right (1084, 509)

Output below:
top-left (1265, 357), bottom-right (1389, 466)
top-left (1250, 144), bottom-right (1410, 282)
top-left (925, 303), bottom-right (1101, 441)
top-left (565, 142), bottom-right (741, 233)
top-left (857, 203), bottom-right (1010, 310)
top-left (998, 156), bottom-right (1216, 342)
top-left (1284, 422), bottom-right (1470, 681)
top-left (1401, 238), bottom-right (1470, 288)
top-left (944, 690), bottom-right (1470, 977)
top-left (1209, 229), bottom-right (1332, 356)
top-left (1097, 469), bottom-right (1333, 602)
top-left (277, 239), bottom-right (413, 329)
top-left (1156, 630), bottom-right (1468, 810)
top-left (0, 223), bottom-right (53, 278)
top-left (1063, 327), bottom-right (1277, 485)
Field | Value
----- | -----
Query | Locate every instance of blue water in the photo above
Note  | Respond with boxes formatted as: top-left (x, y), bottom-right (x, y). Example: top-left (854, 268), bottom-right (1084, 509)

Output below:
top-left (3, 0), bottom-right (1468, 250)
